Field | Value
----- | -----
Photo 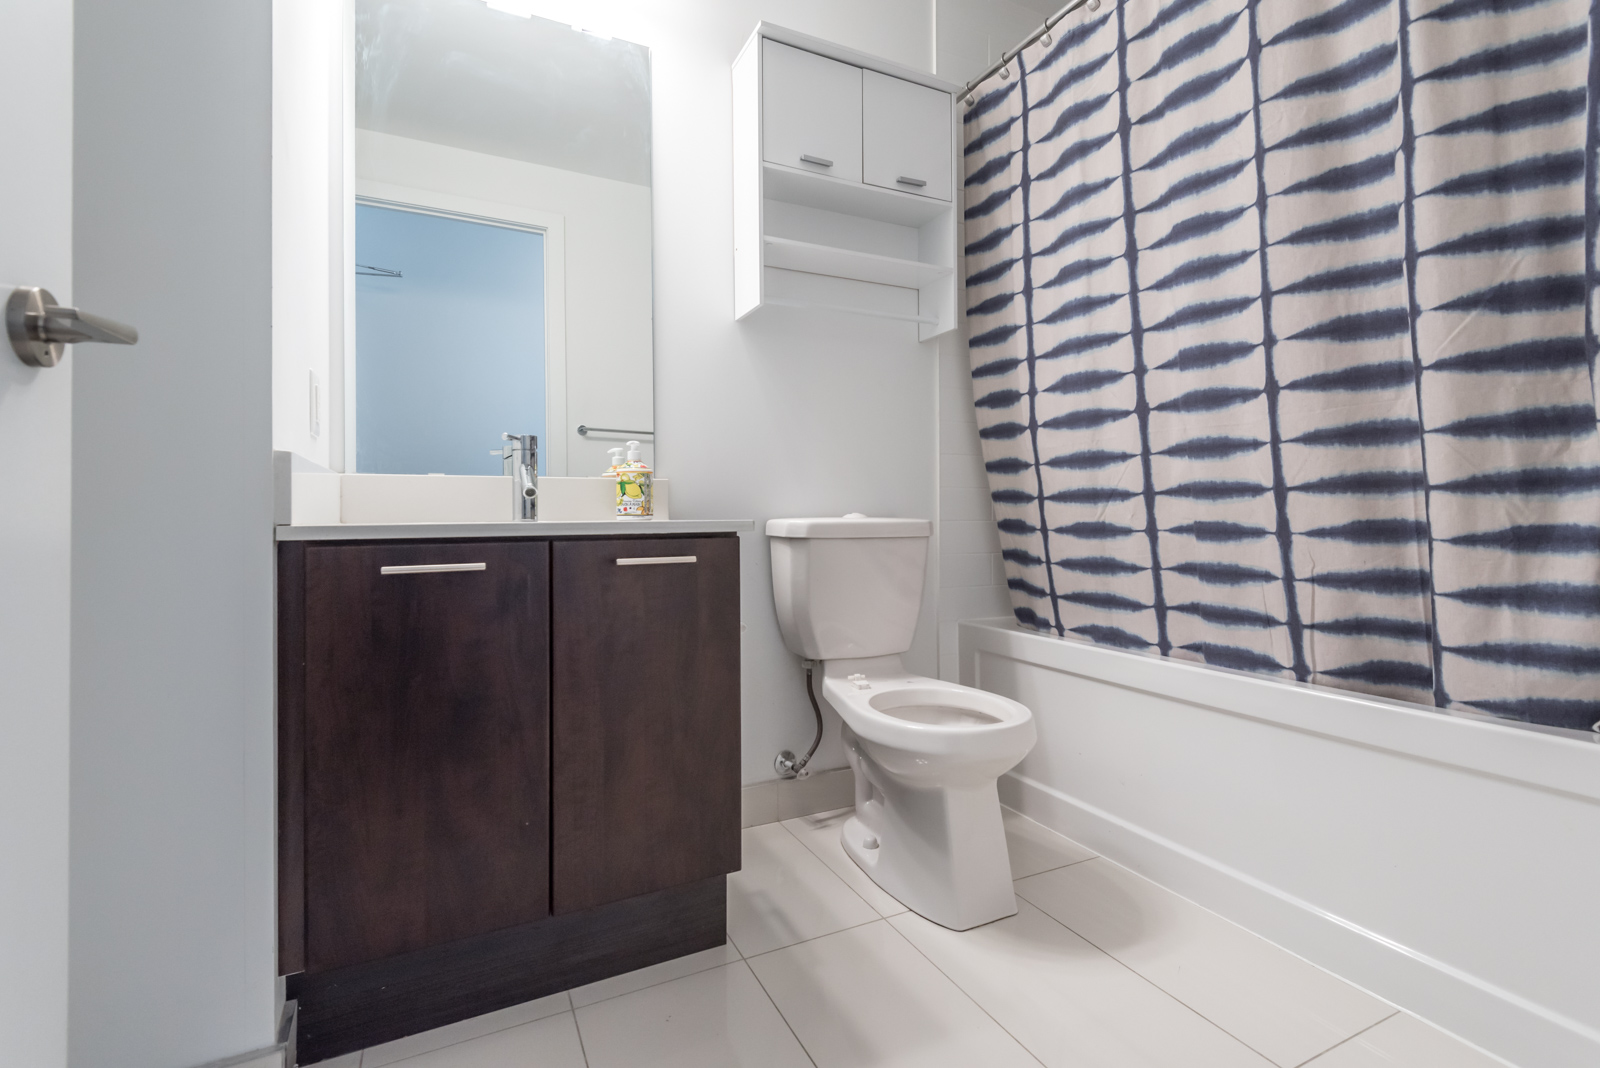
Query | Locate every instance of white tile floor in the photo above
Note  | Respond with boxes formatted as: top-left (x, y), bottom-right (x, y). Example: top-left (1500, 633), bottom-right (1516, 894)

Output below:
top-left (308, 808), bottom-right (1509, 1068)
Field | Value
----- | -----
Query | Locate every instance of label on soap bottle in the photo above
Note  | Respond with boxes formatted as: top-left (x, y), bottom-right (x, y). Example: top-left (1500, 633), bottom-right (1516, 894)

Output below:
top-left (616, 468), bottom-right (653, 518)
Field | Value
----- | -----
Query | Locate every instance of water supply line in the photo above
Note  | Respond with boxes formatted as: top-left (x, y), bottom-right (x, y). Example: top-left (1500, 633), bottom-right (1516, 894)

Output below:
top-left (775, 659), bottom-right (825, 779)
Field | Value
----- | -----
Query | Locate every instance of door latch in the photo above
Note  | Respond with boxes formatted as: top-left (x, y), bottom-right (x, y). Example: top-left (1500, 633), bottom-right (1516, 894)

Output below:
top-left (7, 286), bottom-right (138, 368)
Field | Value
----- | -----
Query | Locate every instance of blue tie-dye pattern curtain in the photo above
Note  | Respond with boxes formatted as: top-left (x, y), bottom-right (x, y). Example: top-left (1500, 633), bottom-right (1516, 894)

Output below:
top-left (961, 0), bottom-right (1600, 731)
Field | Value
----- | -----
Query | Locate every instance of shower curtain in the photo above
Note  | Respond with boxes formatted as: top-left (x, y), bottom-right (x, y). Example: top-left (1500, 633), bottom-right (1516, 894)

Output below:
top-left (961, 0), bottom-right (1600, 730)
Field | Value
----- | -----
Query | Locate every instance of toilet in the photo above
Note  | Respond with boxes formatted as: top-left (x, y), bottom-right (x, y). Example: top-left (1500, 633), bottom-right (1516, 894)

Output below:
top-left (767, 515), bottom-right (1037, 930)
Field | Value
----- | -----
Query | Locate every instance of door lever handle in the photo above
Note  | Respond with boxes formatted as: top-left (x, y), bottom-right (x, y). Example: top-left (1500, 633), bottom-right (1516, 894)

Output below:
top-left (7, 286), bottom-right (139, 368)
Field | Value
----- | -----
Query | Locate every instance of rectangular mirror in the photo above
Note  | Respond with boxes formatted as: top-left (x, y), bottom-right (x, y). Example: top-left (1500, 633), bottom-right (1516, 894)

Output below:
top-left (352, 0), bottom-right (653, 477)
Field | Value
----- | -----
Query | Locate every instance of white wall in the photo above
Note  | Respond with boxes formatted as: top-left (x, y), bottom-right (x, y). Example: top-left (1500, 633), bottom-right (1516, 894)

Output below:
top-left (0, 2), bottom-right (74, 1065)
top-left (927, 0), bottom-right (1041, 681)
top-left (273, 0), bottom-right (346, 469)
top-left (354, 129), bottom-right (654, 477)
top-left (936, 332), bottom-right (1009, 681)
top-left (935, 0), bottom-right (1060, 87)
top-left (969, 619), bottom-right (1600, 1068)
top-left (73, 0), bottom-right (280, 1064)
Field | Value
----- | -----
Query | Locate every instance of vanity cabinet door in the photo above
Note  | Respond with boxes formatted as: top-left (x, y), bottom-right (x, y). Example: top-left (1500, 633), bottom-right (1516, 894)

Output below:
top-left (762, 38), bottom-right (863, 182)
top-left (551, 536), bottom-right (740, 914)
top-left (862, 70), bottom-right (952, 201)
top-left (302, 540), bottom-right (550, 973)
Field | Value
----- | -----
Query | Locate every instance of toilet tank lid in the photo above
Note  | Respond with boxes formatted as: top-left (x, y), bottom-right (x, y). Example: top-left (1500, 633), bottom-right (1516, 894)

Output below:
top-left (766, 516), bottom-right (932, 539)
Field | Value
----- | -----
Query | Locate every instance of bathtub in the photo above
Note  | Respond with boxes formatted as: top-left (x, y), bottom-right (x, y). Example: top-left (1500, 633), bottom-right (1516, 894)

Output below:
top-left (960, 618), bottom-right (1600, 1068)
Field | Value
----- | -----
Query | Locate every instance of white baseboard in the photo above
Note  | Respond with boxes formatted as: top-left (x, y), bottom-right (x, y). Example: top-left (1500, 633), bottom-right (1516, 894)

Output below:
top-left (742, 767), bottom-right (853, 827)
top-left (1001, 771), bottom-right (1588, 1068)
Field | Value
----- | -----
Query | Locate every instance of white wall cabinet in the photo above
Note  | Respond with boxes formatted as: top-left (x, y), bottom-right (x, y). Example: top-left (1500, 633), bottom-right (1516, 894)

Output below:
top-left (734, 24), bottom-right (958, 339)
top-left (863, 71), bottom-right (953, 202)
top-left (762, 40), bottom-right (863, 183)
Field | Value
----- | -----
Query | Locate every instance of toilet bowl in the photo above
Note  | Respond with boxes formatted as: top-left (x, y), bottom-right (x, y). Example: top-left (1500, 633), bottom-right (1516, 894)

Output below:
top-left (767, 516), bottom-right (1037, 930)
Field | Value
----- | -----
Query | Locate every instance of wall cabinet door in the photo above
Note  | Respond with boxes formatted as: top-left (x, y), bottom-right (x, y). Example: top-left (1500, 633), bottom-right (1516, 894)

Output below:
top-left (551, 537), bottom-right (740, 914)
top-left (762, 39), bottom-right (863, 182)
top-left (862, 70), bottom-right (952, 201)
top-left (302, 541), bottom-right (550, 973)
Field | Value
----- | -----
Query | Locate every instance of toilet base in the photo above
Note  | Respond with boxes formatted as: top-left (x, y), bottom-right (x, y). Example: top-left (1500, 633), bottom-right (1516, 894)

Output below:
top-left (840, 737), bottom-right (1018, 931)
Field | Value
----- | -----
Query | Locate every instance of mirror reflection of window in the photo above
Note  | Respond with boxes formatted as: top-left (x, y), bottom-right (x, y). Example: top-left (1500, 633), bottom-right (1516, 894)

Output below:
top-left (354, 204), bottom-right (545, 475)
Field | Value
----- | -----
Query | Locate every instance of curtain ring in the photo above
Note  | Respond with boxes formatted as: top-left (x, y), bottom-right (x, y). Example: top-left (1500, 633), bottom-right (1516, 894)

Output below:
top-left (1000, 65), bottom-right (1011, 79)
top-left (1040, 32), bottom-right (1052, 45)
top-left (1086, 0), bottom-right (1101, 10)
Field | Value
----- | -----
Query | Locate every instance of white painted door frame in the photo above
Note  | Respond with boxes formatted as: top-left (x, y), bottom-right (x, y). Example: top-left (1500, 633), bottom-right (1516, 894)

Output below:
top-left (0, 2), bottom-right (74, 1065)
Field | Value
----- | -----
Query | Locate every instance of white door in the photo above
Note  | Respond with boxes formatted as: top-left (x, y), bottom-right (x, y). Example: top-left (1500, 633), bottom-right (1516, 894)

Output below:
top-left (762, 39), bottom-right (863, 183)
top-left (863, 70), bottom-right (953, 201)
top-left (0, 1), bottom-right (75, 1066)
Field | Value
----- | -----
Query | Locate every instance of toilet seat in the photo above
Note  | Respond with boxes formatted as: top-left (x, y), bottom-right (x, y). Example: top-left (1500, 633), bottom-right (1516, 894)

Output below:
top-left (820, 661), bottom-right (1034, 787)
top-left (874, 697), bottom-right (1001, 728)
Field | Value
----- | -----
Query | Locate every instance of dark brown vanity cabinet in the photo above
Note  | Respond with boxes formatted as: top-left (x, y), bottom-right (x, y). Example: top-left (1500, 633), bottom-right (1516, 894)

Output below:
top-left (278, 533), bottom-right (740, 1063)
top-left (552, 537), bottom-right (741, 913)
top-left (300, 540), bottom-right (552, 974)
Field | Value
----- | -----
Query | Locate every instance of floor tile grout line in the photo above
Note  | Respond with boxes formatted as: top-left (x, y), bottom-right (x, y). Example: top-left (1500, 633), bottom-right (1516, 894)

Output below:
top-left (777, 812), bottom-right (908, 919)
top-left (355, 994), bottom-right (573, 1068)
top-left (739, 913), bottom-right (888, 962)
top-left (1290, 1011), bottom-right (1399, 1068)
top-left (736, 826), bottom-right (883, 949)
top-left (1011, 873), bottom-right (1289, 1066)
top-left (740, 956), bottom-right (821, 1068)
top-left (567, 950), bottom-right (742, 1012)
top-left (1015, 857), bottom-right (1396, 1065)
top-left (567, 1008), bottom-right (592, 1068)
top-left (768, 816), bottom-right (887, 916)
top-left (879, 915), bottom-right (1049, 1067)
top-left (1012, 852), bottom-right (1096, 880)
top-left (1044, 848), bottom-right (1402, 1014)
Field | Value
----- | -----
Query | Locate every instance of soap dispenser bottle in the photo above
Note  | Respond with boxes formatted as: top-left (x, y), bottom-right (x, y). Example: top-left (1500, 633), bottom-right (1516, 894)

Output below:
top-left (604, 447), bottom-right (624, 475)
top-left (615, 440), bottom-right (653, 519)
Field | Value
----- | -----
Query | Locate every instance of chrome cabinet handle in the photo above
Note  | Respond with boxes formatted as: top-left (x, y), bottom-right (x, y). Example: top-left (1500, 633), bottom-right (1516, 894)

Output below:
top-left (7, 286), bottom-right (138, 368)
top-left (616, 556), bottom-right (697, 566)
top-left (799, 154), bottom-right (834, 167)
top-left (380, 563), bottom-right (487, 575)
top-left (896, 176), bottom-right (927, 188)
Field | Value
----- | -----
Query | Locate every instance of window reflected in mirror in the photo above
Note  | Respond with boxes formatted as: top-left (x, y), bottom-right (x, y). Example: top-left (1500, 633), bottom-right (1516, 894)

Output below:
top-left (355, 204), bottom-right (546, 475)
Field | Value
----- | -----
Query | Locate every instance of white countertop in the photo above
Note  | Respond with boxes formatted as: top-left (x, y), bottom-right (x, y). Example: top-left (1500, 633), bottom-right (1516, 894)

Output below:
top-left (275, 519), bottom-right (754, 541)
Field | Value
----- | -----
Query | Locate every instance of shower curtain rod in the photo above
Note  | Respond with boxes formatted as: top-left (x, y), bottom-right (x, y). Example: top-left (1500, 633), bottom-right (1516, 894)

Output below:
top-left (959, 0), bottom-right (1098, 105)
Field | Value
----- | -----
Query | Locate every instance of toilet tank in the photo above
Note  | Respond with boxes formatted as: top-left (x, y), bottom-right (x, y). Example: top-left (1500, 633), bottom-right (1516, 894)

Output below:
top-left (767, 516), bottom-right (932, 660)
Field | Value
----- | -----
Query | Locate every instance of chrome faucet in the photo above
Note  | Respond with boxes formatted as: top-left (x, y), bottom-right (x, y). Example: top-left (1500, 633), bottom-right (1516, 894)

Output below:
top-left (501, 434), bottom-right (538, 521)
